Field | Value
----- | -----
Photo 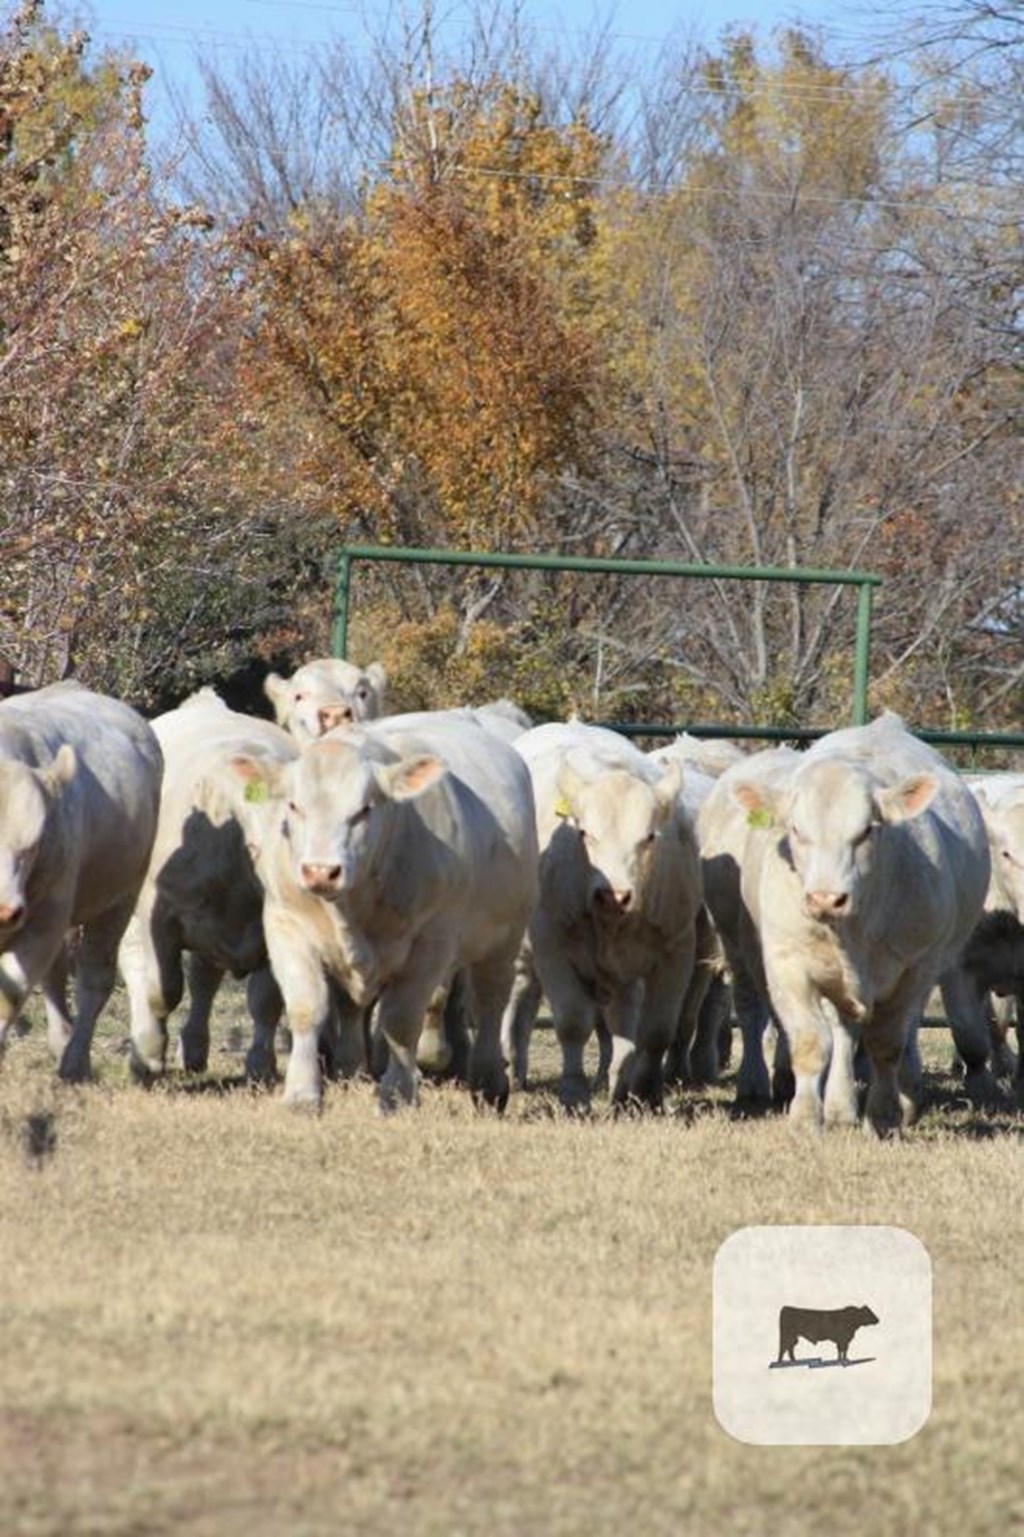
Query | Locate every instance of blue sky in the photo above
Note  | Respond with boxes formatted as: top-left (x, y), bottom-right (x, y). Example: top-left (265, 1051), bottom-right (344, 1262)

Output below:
top-left (75, 0), bottom-right (871, 114)
top-left (65, 0), bottom-right (888, 158)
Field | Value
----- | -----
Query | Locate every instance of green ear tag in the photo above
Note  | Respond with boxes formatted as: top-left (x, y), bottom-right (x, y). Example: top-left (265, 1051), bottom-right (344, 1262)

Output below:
top-left (746, 807), bottom-right (773, 829)
top-left (244, 779), bottom-right (269, 804)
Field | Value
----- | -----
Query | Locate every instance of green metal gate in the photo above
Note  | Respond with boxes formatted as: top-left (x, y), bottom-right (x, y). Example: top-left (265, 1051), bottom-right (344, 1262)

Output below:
top-left (332, 544), bottom-right (882, 728)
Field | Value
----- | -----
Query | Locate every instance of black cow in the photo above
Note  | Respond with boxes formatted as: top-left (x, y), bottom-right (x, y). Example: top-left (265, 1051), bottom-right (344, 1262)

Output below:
top-left (777, 1304), bottom-right (879, 1364)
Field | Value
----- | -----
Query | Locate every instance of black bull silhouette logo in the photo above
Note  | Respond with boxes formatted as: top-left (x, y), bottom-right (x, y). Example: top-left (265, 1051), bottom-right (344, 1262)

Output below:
top-left (776, 1304), bottom-right (880, 1365)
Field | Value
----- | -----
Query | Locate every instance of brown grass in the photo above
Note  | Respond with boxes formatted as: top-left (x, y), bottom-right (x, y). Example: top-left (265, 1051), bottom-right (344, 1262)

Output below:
top-left (0, 990), bottom-right (1021, 1537)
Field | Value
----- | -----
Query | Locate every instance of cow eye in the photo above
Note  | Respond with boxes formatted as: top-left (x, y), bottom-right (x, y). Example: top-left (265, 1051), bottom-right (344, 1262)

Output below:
top-left (852, 823), bottom-right (874, 848)
top-left (350, 805), bottom-right (371, 827)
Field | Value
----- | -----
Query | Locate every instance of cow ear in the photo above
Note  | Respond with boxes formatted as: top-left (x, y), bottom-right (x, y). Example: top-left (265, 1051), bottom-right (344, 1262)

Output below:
top-left (364, 662), bottom-right (388, 706)
top-left (45, 743), bottom-right (77, 791)
top-left (263, 673), bottom-right (288, 718)
top-left (555, 760), bottom-right (587, 820)
top-left (377, 754), bottom-right (445, 802)
top-left (654, 758), bottom-right (683, 814)
top-left (731, 779), bottom-right (780, 829)
top-left (876, 771), bottom-right (938, 824)
top-left (228, 755), bottom-right (285, 804)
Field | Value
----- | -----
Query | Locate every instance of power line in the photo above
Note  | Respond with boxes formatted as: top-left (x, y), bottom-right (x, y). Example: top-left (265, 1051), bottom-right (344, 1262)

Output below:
top-left (89, 20), bottom-right (1023, 113)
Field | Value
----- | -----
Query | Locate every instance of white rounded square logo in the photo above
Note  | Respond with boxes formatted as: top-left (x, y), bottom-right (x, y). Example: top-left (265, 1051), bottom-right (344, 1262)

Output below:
top-left (713, 1225), bottom-right (932, 1446)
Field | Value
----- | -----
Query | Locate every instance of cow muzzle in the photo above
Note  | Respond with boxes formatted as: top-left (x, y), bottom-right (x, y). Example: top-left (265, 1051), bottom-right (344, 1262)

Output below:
top-left (804, 889), bottom-right (850, 922)
top-left (318, 705), bottom-right (354, 734)
top-left (299, 862), bottom-right (344, 895)
top-left (0, 902), bottom-right (25, 933)
top-left (594, 886), bottom-right (633, 917)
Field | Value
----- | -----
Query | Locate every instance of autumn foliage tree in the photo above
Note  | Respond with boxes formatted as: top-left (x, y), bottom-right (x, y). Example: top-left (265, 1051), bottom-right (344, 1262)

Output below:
top-left (3, 0), bottom-right (1019, 732)
top-left (0, 0), bottom-right (317, 705)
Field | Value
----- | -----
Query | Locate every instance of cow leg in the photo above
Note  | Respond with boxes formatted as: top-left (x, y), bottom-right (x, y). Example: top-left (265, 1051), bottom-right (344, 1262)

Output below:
top-left (861, 992), bottom-right (917, 1137)
top-left (899, 1018), bottom-right (924, 1123)
top-left (60, 897), bottom-right (137, 1084)
top-left (176, 952), bottom-right (223, 1073)
top-left (823, 1015), bottom-right (859, 1126)
top-left (119, 907), bottom-right (182, 1081)
top-left (666, 959), bottom-right (710, 1087)
top-left (591, 1015), bottom-right (613, 1094)
top-left (374, 972), bottom-right (443, 1112)
top-left (464, 951), bottom-right (515, 1110)
top-left (244, 965), bottom-right (284, 1083)
top-left (629, 951), bottom-right (692, 1110)
top-left (768, 1014), bottom-right (796, 1106)
top-left (417, 982), bottom-right (453, 1075)
top-left (443, 972), bottom-right (472, 1083)
top-left (733, 969), bottom-right (773, 1108)
top-left (690, 970), bottom-right (731, 1086)
top-left (0, 924), bottom-right (70, 1058)
top-left (323, 985), bottom-right (366, 1081)
top-left (765, 971), bottom-right (831, 1128)
top-left (604, 980), bottom-right (643, 1110)
top-left (939, 964), bottom-right (999, 1105)
top-left (670, 909), bottom-right (721, 1086)
top-left (263, 915), bottom-right (331, 1107)
top-left (40, 941), bottom-right (74, 1060)
top-left (534, 943), bottom-right (598, 1113)
top-left (499, 949), bottom-right (542, 1091)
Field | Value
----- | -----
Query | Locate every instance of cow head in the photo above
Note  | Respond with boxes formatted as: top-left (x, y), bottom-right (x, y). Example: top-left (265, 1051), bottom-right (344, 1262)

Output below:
top-left (0, 746), bottom-right (76, 939)
top-left (232, 736), bottom-right (444, 900)
top-left (264, 660), bottom-right (387, 747)
top-left (732, 758), bottom-right (938, 924)
top-left (982, 790), bottom-right (1024, 921)
top-left (555, 756), bottom-right (683, 920)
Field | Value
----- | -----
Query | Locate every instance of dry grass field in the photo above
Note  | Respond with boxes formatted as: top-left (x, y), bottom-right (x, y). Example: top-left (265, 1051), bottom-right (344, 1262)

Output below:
top-left (0, 987), bottom-right (1022, 1537)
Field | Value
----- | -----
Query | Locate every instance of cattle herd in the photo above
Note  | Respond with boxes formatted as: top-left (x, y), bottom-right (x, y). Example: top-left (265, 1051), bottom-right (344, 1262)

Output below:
top-left (1, 661), bottom-right (1022, 1135)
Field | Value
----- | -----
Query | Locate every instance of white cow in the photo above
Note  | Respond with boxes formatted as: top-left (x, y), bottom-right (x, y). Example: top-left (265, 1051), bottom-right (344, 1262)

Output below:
top-left (230, 712), bottom-right (539, 1109)
top-left (729, 712), bottom-right (991, 1133)
top-left (265, 657), bottom-right (387, 745)
top-left (502, 722), bottom-right (705, 1111)
top-left (646, 739), bottom-right (735, 1085)
top-left (697, 746), bottom-right (803, 1107)
top-left (942, 772), bottom-right (1024, 1091)
top-left (0, 681), bottom-right (162, 1081)
top-left (118, 689), bottom-right (300, 1083)
top-left (650, 731), bottom-right (748, 778)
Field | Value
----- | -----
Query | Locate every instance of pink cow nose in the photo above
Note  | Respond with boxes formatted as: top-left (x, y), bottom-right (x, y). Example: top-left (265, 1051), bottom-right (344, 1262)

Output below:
top-left (595, 886), bottom-right (632, 914)
top-left (318, 705), bottom-right (353, 734)
top-left (300, 862), bottom-right (343, 894)
top-left (806, 890), bottom-right (850, 920)
top-left (0, 903), bottom-right (25, 929)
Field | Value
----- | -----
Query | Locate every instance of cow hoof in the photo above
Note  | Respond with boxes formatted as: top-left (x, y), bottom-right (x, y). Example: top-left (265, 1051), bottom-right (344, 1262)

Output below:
top-left (282, 1083), bottom-right (322, 1113)
top-left (128, 1048), bottom-right (165, 1085)
top-left (175, 1040), bottom-right (209, 1074)
top-left (558, 1075), bottom-right (591, 1116)
top-left (962, 1066), bottom-right (999, 1107)
top-left (823, 1098), bottom-right (860, 1127)
top-left (771, 1069), bottom-right (796, 1107)
top-left (416, 1028), bottom-right (452, 1075)
top-left (787, 1096), bottom-right (823, 1130)
top-left (245, 1050), bottom-right (278, 1086)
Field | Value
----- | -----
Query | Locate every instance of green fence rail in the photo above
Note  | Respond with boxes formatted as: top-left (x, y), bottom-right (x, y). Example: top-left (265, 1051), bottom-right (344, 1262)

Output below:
top-left (332, 544), bottom-right (882, 726)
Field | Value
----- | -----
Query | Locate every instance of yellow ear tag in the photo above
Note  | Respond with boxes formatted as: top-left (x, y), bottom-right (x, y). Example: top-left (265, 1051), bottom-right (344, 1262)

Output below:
top-left (244, 779), bottom-right (269, 804)
top-left (553, 794), bottom-right (572, 819)
top-left (746, 807), bottom-right (773, 829)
